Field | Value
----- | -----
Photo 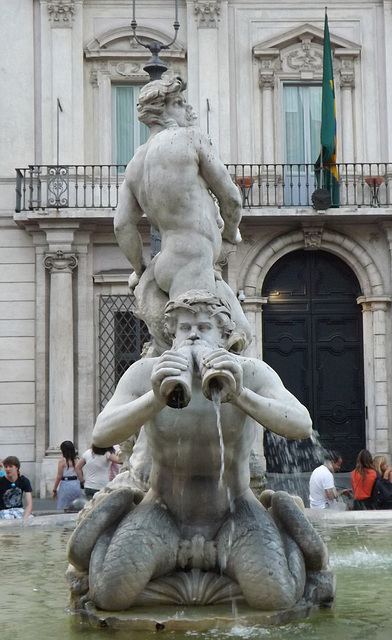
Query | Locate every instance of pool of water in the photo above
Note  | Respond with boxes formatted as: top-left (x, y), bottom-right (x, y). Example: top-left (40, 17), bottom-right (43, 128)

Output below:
top-left (1, 515), bottom-right (391, 640)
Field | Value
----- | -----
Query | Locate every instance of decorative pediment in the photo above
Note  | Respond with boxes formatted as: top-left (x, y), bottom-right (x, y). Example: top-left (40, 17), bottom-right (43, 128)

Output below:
top-left (85, 26), bottom-right (186, 62)
top-left (254, 24), bottom-right (360, 54)
top-left (253, 24), bottom-right (360, 79)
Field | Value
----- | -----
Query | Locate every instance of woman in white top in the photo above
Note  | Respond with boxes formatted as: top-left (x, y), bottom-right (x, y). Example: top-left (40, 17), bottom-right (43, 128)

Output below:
top-left (76, 445), bottom-right (120, 500)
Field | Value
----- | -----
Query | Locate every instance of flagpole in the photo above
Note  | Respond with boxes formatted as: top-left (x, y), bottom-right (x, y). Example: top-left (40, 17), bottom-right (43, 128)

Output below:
top-left (313, 6), bottom-right (339, 209)
top-left (319, 7), bottom-right (328, 187)
top-left (56, 98), bottom-right (63, 167)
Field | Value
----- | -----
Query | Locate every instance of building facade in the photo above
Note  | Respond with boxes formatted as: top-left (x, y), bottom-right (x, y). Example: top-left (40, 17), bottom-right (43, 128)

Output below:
top-left (1, 0), bottom-right (392, 494)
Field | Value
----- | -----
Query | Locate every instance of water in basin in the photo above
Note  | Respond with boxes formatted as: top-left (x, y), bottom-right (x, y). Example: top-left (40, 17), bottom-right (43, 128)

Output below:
top-left (1, 516), bottom-right (391, 640)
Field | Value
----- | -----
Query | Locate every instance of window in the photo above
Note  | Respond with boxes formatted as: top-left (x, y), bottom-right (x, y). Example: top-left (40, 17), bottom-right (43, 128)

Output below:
top-left (283, 85), bottom-right (322, 205)
top-left (99, 295), bottom-right (150, 409)
top-left (284, 85), bottom-right (321, 164)
top-left (112, 85), bottom-right (149, 165)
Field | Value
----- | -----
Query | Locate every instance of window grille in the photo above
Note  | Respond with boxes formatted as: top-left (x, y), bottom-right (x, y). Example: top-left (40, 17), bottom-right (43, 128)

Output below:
top-left (99, 295), bottom-right (150, 409)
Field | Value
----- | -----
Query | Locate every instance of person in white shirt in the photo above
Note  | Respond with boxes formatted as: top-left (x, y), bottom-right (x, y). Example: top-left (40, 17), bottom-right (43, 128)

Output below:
top-left (76, 445), bottom-right (120, 500)
top-left (309, 451), bottom-right (351, 509)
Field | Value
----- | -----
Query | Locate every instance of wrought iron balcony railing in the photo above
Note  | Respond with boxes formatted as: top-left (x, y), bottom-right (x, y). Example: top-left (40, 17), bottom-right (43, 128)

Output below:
top-left (15, 163), bottom-right (391, 212)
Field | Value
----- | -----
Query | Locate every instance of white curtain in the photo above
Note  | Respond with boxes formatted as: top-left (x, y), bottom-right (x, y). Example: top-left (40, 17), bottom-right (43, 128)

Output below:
top-left (284, 85), bottom-right (322, 165)
top-left (112, 85), bottom-right (149, 165)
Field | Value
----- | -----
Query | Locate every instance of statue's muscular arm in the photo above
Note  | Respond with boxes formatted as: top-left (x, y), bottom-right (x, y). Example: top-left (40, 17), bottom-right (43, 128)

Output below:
top-left (201, 349), bottom-right (312, 440)
top-left (114, 172), bottom-right (146, 284)
top-left (93, 350), bottom-right (190, 448)
top-left (196, 131), bottom-right (243, 245)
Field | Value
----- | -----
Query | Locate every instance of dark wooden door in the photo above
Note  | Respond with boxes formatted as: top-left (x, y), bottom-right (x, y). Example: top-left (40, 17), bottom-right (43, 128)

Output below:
top-left (262, 250), bottom-right (365, 472)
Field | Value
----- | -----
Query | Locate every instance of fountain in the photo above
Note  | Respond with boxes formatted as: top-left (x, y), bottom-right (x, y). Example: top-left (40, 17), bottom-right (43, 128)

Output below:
top-left (2, 511), bottom-right (392, 639)
top-left (1, 10), bottom-right (389, 640)
top-left (62, 71), bottom-right (335, 629)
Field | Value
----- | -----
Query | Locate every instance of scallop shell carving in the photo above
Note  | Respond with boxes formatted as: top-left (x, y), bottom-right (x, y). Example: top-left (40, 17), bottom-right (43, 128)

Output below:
top-left (134, 569), bottom-right (243, 606)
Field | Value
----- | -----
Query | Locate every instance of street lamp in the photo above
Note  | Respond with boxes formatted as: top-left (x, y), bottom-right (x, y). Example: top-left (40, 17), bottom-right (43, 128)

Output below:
top-left (131, 0), bottom-right (180, 81)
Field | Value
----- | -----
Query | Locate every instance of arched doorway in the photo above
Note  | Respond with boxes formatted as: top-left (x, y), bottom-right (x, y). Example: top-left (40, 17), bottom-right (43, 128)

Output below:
top-left (262, 249), bottom-right (365, 472)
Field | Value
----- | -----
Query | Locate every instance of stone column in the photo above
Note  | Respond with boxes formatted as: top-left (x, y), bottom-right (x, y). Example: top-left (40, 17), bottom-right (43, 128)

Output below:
top-left (382, 0), bottom-right (392, 160)
top-left (241, 296), bottom-right (266, 360)
top-left (252, 48), bottom-right (279, 165)
top-left (44, 250), bottom-right (78, 453)
top-left (259, 73), bottom-right (275, 165)
top-left (340, 76), bottom-right (354, 163)
top-left (241, 296), bottom-right (268, 468)
top-left (338, 60), bottom-right (355, 163)
top-left (189, 0), bottom-right (230, 154)
top-left (73, 232), bottom-right (95, 457)
top-left (381, 222), bottom-right (392, 456)
top-left (357, 296), bottom-right (391, 456)
top-left (334, 50), bottom-right (359, 164)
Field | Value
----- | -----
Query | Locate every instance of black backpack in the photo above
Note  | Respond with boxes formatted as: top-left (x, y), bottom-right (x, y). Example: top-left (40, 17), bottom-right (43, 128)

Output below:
top-left (372, 476), bottom-right (392, 509)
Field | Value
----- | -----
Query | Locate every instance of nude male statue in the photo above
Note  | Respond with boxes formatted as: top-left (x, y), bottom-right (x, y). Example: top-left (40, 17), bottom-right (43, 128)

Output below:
top-left (66, 292), bottom-right (330, 612)
top-left (114, 72), bottom-right (251, 352)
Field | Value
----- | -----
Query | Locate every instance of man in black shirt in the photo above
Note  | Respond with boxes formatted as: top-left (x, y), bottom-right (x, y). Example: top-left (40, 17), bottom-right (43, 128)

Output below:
top-left (0, 456), bottom-right (33, 519)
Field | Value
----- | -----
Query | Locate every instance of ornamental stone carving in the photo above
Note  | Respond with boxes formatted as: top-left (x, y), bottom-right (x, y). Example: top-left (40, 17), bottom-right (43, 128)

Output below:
top-left (259, 72), bottom-right (275, 90)
top-left (47, 1), bottom-right (75, 23)
top-left (116, 62), bottom-right (149, 78)
top-left (90, 70), bottom-right (99, 88)
top-left (334, 51), bottom-right (358, 89)
top-left (194, 0), bottom-right (221, 28)
top-left (340, 72), bottom-right (355, 89)
top-left (303, 226), bottom-right (324, 250)
top-left (44, 250), bottom-right (78, 273)
top-left (285, 39), bottom-right (323, 73)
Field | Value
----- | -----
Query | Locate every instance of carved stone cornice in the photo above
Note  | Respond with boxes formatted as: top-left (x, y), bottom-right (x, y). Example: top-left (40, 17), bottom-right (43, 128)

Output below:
top-left (89, 61), bottom-right (150, 86)
top-left (357, 296), bottom-right (391, 312)
top-left (47, 1), bottom-right (75, 25)
top-left (194, 0), bottom-right (221, 28)
top-left (44, 250), bottom-right (78, 273)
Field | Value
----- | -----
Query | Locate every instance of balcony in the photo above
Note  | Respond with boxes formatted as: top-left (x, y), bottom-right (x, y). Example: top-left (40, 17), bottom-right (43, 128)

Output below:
top-left (15, 163), bottom-right (391, 213)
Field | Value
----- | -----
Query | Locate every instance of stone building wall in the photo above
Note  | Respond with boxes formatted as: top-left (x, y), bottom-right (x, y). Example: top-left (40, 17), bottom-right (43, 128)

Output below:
top-left (0, 0), bottom-right (391, 493)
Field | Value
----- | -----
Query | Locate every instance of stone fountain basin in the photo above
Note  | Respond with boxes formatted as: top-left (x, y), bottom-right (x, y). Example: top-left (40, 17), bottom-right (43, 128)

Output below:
top-left (2, 509), bottom-right (392, 637)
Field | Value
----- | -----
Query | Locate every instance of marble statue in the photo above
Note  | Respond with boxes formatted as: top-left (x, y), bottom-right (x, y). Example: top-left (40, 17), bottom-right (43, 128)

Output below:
top-left (113, 72), bottom-right (251, 353)
top-left (66, 73), bottom-right (335, 619)
top-left (67, 292), bottom-right (333, 612)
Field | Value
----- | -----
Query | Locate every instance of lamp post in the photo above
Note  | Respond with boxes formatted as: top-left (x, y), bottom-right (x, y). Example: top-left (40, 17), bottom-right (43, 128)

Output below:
top-left (131, 0), bottom-right (180, 81)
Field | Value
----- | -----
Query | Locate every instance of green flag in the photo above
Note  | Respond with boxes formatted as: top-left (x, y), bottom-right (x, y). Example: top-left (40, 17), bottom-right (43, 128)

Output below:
top-left (315, 12), bottom-right (339, 206)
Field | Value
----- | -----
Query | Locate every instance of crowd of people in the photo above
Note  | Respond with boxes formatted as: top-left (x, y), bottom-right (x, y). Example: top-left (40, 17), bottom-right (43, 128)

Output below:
top-left (309, 449), bottom-right (392, 511)
top-left (2, 441), bottom-right (392, 518)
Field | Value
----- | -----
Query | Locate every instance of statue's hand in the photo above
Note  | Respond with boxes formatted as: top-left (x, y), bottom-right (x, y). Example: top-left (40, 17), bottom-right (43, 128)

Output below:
top-left (128, 264), bottom-right (147, 293)
top-left (201, 348), bottom-right (244, 399)
top-left (128, 272), bottom-right (141, 293)
top-left (151, 350), bottom-right (190, 401)
top-left (217, 232), bottom-right (242, 266)
top-left (222, 228), bottom-right (242, 245)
